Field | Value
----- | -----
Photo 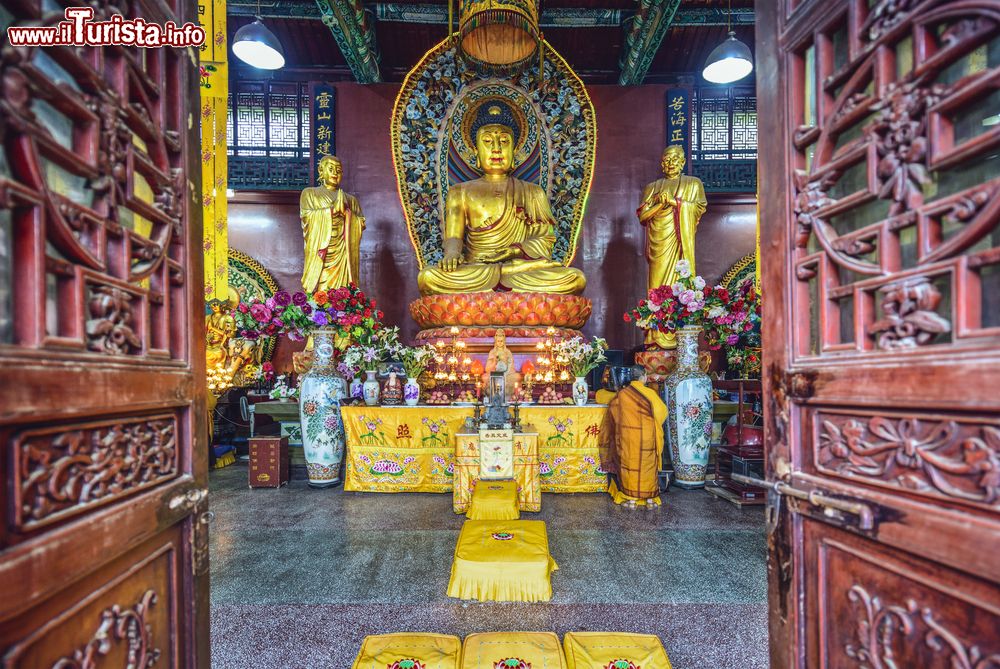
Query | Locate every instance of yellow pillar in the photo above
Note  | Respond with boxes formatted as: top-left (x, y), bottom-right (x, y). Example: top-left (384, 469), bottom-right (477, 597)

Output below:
top-left (199, 0), bottom-right (228, 300)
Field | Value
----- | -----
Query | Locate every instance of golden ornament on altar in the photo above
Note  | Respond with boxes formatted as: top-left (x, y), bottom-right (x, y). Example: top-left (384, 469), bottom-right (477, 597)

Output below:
top-left (300, 155), bottom-right (366, 293)
top-left (637, 145), bottom-right (707, 349)
top-left (417, 103), bottom-right (586, 297)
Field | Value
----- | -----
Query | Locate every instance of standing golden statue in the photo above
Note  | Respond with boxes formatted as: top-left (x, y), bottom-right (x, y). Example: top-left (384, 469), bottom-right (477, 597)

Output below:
top-left (417, 106), bottom-right (585, 296)
top-left (205, 296), bottom-right (236, 369)
top-left (637, 145), bottom-right (707, 348)
top-left (483, 328), bottom-right (520, 401)
top-left (300, 155), bottom-right (366, 293)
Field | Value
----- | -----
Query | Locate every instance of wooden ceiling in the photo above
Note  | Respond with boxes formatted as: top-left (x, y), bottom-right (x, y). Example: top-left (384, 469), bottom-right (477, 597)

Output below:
top-left (227, 0), bottom-right (755, 85)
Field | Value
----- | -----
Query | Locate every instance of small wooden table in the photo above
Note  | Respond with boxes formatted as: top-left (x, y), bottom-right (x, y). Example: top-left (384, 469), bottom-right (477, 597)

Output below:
top-left (453, 426), bottom-right (540, 514)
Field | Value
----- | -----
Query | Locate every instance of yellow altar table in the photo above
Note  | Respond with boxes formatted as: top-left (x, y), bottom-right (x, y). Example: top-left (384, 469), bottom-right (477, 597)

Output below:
top-left (341, 405), bottom-right (609, 494)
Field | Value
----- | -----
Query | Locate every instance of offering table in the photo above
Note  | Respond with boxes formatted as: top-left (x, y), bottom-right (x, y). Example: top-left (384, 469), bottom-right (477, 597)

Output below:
top-left (341, 405), bottom-right (608, 494)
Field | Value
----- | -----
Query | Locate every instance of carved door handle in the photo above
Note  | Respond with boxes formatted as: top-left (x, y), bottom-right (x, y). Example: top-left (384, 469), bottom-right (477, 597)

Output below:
top-left (168, 487), bottom-right (208, 511)
top-left (732, 474), bottom-right (874, 530)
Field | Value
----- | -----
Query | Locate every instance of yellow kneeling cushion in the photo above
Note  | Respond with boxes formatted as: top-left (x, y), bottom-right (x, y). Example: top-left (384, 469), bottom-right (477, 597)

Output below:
top-left (563, 632), bottom-right (671, 669)
top-left (352, 633), bottom-right (462, 669)
top-left (461, 632), bottom-right (566, 668)
top-left (468, 479), bottom-right (520, 520)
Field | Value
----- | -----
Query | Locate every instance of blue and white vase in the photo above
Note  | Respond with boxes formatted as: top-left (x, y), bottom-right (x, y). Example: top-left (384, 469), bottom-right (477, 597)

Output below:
top-left (298, 328), bottom-right (346, 488)
top-left (665, 326), bottom-right (714, 488)
top-left (404, 377), bottom-right (421, 406)
top-left (350, 376), bottom-right (363, 401)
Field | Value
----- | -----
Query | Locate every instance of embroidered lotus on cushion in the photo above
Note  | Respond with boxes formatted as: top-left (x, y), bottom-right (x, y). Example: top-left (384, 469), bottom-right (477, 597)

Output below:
top-left (352, 633), bottom-right (461, 669)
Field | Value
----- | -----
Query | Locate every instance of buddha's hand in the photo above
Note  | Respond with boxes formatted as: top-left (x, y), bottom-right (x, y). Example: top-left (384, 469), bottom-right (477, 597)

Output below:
top-left (476, 248), bottom-right (519, 264)
top-left (438, 251), bottom-right (464, 272)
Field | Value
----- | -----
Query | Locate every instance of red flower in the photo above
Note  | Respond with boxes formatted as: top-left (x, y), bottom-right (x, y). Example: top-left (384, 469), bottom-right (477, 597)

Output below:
top-left (623, 313), bottom-right (632, 322)
top-left (363, 308), bottom-right (371, 318)
top-left (377, 310), bottom-right (384, 319)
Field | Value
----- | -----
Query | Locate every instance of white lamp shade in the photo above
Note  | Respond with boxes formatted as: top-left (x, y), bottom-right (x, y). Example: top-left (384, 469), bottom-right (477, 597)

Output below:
top-left (702, 31), bottom-right (753, 84)
top-left (232, 19), bottom-right (285, 70)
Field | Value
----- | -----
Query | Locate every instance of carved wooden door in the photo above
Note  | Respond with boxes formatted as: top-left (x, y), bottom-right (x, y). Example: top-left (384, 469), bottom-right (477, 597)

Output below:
top-left (757, 0), bottom-right (1000, 666)
top-left (0, 0), bottom-right (208, 666)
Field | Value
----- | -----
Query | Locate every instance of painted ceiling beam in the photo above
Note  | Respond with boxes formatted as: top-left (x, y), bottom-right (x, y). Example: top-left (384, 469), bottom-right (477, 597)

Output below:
top-left (618, 0), bottom-right (682, 86)
top-left (229, 2), bottom-right (754, 28)
top-left (314, 0), bottom-right (381, 83)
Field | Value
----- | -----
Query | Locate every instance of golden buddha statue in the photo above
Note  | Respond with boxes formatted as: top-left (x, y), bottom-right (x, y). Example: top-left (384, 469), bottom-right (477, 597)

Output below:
top-left (483, 328), bottom-right (520, 402)
top-left (300, 155), bottom-right (366, 293)
top-left (637, 145), bottom-right (707, 348)
top-left (417, 106), bottom-right (586, 296)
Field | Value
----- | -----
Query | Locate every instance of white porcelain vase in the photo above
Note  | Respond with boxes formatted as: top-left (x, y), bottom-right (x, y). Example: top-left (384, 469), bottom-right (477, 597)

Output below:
top-left (298, 328), bottom-right (346, 488)
top-left (404, 377), bottom-right (420, 406)
top-left (664, 326), bottom-right (714, 488)
top-left (572, 376), bottom-right (588, 406)
top-left (362, 369), bottom-right (380, 406)
top-left (349, 376), bottom-right (363, 402)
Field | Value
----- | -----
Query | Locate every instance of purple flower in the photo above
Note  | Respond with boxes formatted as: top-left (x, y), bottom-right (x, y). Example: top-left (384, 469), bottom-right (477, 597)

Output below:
top-left (311, 311), bottom-right (329, 326)
top-left (265, 297), bottom-right (276, 309)
top-left (292, 291), bottom-right (307, 306)
top-left (250, 304), bottom-right (273, 323)
top-left (288, 331), bottom-right (304, 342)
top-left (302, 304), bottom-right (313, 315)
top-left (272, 318), bottom-right (285, 328)
top-left (274, 291), bottom-right (291, 307)
top-left (726, 334), bottom-right (740, 346)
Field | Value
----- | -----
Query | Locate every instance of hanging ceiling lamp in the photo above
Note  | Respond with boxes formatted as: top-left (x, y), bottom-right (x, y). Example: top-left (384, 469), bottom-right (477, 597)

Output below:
top-left (702, 1), bottom-right (753, 84)
top-left (456, 0), bottom-right (540, 76)
top-left (232, 8), bottom-right (285, 71)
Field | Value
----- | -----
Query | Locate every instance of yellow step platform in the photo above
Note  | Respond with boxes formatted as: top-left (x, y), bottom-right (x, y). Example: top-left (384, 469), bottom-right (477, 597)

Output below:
top-left (447, 520), bottom-right (558, 602)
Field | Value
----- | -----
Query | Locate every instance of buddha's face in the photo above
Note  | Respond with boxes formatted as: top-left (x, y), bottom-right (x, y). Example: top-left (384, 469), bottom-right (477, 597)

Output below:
top-left (661, 147), bottom-right (686, 178)
top-left (476, 125), bottom-right (514, 176)
top-left (318, 157), bottom-right (342, 189)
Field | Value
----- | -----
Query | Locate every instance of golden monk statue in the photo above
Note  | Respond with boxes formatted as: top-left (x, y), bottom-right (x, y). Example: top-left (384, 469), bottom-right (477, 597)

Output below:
top-left (417, 106), bottom-right (586, 296)
top-left (301, 155), bottom-right (366, 293)
top-left (483, 328), bottom-right (520, 401)
top-left (637, 145), bottom-right (707, 348)
top-left (206, 296), bottom-right (236, 369)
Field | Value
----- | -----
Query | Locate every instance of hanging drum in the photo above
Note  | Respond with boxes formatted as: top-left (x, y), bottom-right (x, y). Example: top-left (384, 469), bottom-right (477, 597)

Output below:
top-left (458, 0), bottom-right (539, 76)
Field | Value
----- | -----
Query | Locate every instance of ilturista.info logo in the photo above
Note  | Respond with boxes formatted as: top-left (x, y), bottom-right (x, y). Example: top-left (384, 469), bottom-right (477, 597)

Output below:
top-left (7, 7), bottom-right (206, 48)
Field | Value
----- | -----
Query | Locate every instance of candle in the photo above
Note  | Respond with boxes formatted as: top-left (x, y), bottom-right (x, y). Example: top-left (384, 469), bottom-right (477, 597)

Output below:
top-left (450, 326), bottom-right (460, 335)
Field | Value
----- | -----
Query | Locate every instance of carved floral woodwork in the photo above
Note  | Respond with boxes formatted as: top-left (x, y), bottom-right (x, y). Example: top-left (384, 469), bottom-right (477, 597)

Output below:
top-left (868, 276), bottom-right (951, 349)
top-left (860, 0), bottom-right (917, 44)
top-left (15, 417), bottom-right (179, 530)
top-left (86, 286), bottom-right (142, 355)
top-left (817, 413), bottom-right (999, 507)
top-left (845, 584), bottom-right (1000, 668)
top-left (53, 589), bottom-right (161, 669)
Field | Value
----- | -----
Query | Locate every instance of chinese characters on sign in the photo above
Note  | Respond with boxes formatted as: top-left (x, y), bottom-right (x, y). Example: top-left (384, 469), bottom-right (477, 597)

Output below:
top-left (666, 88), bottom-right (691, 170)
top-left (310, 83), bottom-right (336, 185)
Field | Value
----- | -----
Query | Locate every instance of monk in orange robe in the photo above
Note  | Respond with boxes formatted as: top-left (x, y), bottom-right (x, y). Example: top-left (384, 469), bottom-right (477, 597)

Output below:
top-left (599, 365), bottom-right (668, 508)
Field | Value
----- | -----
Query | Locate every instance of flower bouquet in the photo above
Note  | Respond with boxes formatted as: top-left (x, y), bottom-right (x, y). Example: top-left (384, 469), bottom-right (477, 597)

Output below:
top-left (233, 283), bottom-right (383, 347)
top-left (268, 374), bottom-right (299, 401)
top-left (399, 344), bottom-right (435, 379)
top-left (342, 325), bottom-right (403, 373)
top-left (626, 259), bottom-right (753, 351)
top-left (553, 336), bottom-right (608, 377)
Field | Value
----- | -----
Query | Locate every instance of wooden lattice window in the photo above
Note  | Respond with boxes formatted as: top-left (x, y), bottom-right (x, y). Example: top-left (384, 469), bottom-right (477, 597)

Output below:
top-left (691, 85), bottom-right (758, 192)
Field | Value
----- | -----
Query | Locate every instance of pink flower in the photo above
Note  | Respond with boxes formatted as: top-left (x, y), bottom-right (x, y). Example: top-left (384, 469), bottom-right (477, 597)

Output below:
top-left (250, 303), bottom-right (272, 323)
top-left (678, 290), bottom-right (696, 305)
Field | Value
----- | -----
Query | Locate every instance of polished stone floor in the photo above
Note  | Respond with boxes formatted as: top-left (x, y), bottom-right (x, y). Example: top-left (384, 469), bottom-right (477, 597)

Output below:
top-left (209, 465), bottom-right (768, 668)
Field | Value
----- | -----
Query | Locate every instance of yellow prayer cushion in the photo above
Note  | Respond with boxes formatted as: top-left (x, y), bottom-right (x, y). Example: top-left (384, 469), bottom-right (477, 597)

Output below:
top-left (563, 632), bottom-right (672, 669)
top-left (352, 633), bottom-right (462, 669)
top-left (447, 520), bottom-right (558, 602)
top-left (468, 480), bottom-right (520, 520)
top-left (461, 631), bottom-right (566, 669)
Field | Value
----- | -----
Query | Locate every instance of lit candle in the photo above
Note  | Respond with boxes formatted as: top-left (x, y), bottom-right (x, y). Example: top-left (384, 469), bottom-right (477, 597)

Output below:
top-left (456, 340), bottom-right (466, 349)
top-left (436, 340), bottom-right (445, 349)
top-left (450, 326), bottom-right (460, 335)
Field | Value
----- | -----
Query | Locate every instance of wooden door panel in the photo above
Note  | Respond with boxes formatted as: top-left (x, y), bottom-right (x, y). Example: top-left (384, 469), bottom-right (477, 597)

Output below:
top-left (0, 0), bottom-right (207, 664)
top-left (757, 0), bottom-right (1000, 666)
top-left (0, 528), bottom-right (185, 669)
top-left (805, 522), bottom-right (1000, 668)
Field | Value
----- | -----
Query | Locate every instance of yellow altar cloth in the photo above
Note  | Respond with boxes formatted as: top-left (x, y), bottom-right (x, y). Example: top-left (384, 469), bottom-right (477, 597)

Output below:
top-left (342, 405), bottom-right (609, 493)
top-left (352, 632), bottom-right (462, 669)
top-left (455, 430), bottom-right (539, 514)
top-left (467, 480), bottom-right (520, 520)
top-left (563, 632), bottom-right (672, 669)
top-left (460, 632), bottom-right (566, 668)
top-left (447, 520), bottom-right (558, 602)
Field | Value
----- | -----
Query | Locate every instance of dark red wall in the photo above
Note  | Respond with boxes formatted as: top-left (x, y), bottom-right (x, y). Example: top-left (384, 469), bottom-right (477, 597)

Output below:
top-left (228, 83), bottom-right (757, 371)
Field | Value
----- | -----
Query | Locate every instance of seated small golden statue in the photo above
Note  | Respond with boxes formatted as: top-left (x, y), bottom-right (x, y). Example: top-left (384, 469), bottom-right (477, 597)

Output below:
top-left (417, 105), bottom-right (585, 296)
